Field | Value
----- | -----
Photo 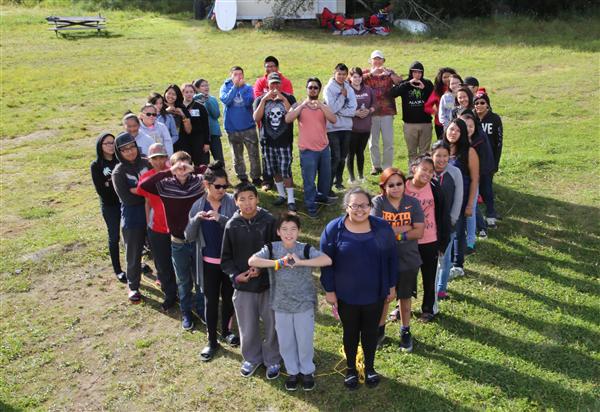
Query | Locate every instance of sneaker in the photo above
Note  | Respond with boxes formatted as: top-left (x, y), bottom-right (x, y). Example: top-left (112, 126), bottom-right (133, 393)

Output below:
top-left (449, 267), bottom-right (464, 280)
top-left (347, 177), bottom-right (356, 185)
top-left (327, 192), bottom-right (339, 200)
top-left (240, 361), bottom-right (260, 378)
top-left (307, 209), bottom-right (319, 219)
top-left (262, 182), bottom-right (274, 192)
top-left (128, 289), bottom-right (142, 304)
top-left (273, 196), bottom-right (286, 206)
top-left (115, 271), bottom-right (127, 284)
top-left (222, 333), bottom-right (240, 347)
top-left (466, 246), bottom-right (476, 255)
top-left (287, 203), bottom-right (298, 213)
top-left (365, 370), bottom-right (381, 388)
top-left (344, 370), bottom-right (359, 390)
top-left (199, 343), bottom-right (219, 362)
top-left (181, 312), bottom-right (194, 331)
top-left (161, 297), bottom-right (177, 311)
top-left (418, 312), bottom-right (435, 323)
top-left (252, 178), bottom-right (263, 186)
top-left (335, 183), bottom-right (345, 190)
top-left (266, 364), bottom-right (280, 380)
top-left (478, 229), bottom-right (488, 239)
top-left (437, 291), bottom-right (449, 300)
top-left (399, 330), bottom-right (413, 353)
top-left (486, 217), bottom-right (497, 228)
top-left (370, 167), bottom-right (382, 176)
top-left (302, 373), bottom-right (315, 391)
top-left (285, 374), bottom-right (299, 391)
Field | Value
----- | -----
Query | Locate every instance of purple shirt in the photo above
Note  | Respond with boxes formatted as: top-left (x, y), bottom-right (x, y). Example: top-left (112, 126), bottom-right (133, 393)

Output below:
top-left (352, 85), bottom-right (375, 133)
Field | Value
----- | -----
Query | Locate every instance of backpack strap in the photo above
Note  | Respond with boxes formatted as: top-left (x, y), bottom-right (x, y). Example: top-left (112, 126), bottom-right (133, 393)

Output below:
top-left (267, 242), bottom-right (273, 260)
top-left (303, 243), bottom-right (311, 260)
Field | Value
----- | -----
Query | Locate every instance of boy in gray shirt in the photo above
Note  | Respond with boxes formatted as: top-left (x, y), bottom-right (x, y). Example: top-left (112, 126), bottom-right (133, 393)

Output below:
top-left (249, 212), bottom-right (332, 391)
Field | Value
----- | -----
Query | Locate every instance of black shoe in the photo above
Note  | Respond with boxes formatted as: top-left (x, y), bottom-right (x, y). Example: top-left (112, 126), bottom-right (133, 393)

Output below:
top-left (273, 196), bottom-right (287, 206)
top-left (400, 330), bottom-right (413, 353)
top-left (302, 373), bottom-right (315, 391)
top-left (252, 178), bottom-right (263, 186)
top-left (466, 246), bottom-right (476, 255)
top-left (161, 297), bottom-right (177, 311)
top-left (365, 370), bottom-right (381, 388)
top-left (115, 271), bottom-right (127, 284)
top-left (335, 183), bottom-right (345, 190)
top-left (199, 343), bottom-right (219, 362)
top-left (285, 374), bottom-right (299, 391)
top-left (287, 203), bottom-right (298, 213)
top-left (240, 178), bottom-right (249, 184)
top-left (307, 209), bottom-right (319, 219)
top-left (370, 167), bottom-right (383, 176)
top-left (142, 264), bottom-right (153, 274)
top-left (222, 333), bottom-right (240, 347)
top-left (344, 369), bottom-right (359, 390)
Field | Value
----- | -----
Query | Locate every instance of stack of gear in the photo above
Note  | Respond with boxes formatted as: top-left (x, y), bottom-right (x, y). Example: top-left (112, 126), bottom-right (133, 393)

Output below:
top-left (319, 5), bottom-right (392, 36)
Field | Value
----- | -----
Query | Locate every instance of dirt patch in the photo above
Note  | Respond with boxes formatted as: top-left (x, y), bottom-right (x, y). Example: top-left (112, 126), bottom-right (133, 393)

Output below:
top-left (19, 241), bottom-right (86, 263)
top-left (2, 130), bottom-right (55, 148)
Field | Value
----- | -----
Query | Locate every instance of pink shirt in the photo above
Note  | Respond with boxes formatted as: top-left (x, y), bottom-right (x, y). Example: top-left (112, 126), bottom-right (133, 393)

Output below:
top-left (298, 107), bottom-right (329, 152)
top-left (405, 181), bottom-right (437, 244)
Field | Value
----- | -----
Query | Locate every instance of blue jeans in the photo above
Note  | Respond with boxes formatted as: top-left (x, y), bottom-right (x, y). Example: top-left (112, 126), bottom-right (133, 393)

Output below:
top-left (299, 147), bottom-right (331, 213)
top-left (479, 173), bottom-right (496, 218)
top-left (171, 241), bottom-right (204, 316)
top-left (437, 232), bottom-right (456, 293)
top-left (466, 189), bottom-right (479, 247)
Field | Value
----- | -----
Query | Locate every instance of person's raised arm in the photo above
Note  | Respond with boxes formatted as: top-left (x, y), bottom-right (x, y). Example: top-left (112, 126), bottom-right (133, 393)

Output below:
top-left (318, 101), bottom-right (337, 123)
top-left (285, 100), bottom-right (306, 123)
top-left (253, 95), bottom-right (267, 123)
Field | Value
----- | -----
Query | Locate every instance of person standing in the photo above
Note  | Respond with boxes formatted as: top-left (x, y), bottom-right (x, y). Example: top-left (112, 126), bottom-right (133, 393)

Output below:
top-left (391, 61), bottom-right (434, 166)
top-left (193, 79), bottom-right (225, 164)
top-left (148, 92), bottom-right (179, 148)
top-left (424, 67), bottom-right (457, 139)
top-left (347, 67), bottom-right (375, 184)
top-left (111, 133), bottom-right (150, 303)
top-left (122, 113), bottom-right (154, 156)
top-left (362, 50), bottom-right (402, 175)
top-left (320, 187), bottom-right (397, 390)
top-left (182, 83), bottom-right (211, 166)
top-left (438, 74), bottom-right (463, 130)
top-left (285, 78), bottom-right (337, 218)
top-left (91, 132), bottom-right (126, 284)
top-left (220, 66), bottom-right (262, 185)
top-left (139, 103), bottom-right (174, 156)
top-left (136, 143), bottom-right (178, 310)
top-left (324, 63), bottom-right (357, 192)
top-left (253, 73), bottom-right (297, 212)
top-left (220, 183), bottom-right (281, 379)
top-left (253, 56), bottom-right (294, 191)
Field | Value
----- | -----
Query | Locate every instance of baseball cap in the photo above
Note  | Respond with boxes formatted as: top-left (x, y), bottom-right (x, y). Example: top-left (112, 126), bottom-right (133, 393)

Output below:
top-left (267, 72), bottom-right (281, 84)
top-left (148, 142), bottom-right (168, 158)
top-left (370, 50), bottom-right (385, 59)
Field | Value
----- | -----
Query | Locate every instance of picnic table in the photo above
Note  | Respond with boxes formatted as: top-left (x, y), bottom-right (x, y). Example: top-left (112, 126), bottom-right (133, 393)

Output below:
top-left (46, 15), bottom-right (106, 36)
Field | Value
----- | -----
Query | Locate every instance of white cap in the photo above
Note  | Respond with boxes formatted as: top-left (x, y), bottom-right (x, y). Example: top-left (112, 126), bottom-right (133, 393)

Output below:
top-left (370, 50), bottom-right (385, 59)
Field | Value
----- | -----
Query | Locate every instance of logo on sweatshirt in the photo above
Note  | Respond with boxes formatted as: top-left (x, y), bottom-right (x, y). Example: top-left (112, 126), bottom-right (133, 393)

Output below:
top-left (102, 166), bottom-right (112, 177)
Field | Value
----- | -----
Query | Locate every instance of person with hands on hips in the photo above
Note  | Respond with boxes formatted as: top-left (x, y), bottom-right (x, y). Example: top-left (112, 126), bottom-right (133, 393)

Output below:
top-left (320, 187), bottom-right (398, 391)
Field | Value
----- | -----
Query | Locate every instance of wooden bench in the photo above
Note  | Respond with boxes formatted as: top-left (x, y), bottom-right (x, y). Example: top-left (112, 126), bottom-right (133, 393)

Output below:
top-left (46, 15), bottom-right (106, 36)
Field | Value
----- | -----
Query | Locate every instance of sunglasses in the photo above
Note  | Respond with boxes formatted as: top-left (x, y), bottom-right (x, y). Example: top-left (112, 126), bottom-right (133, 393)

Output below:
top-left (386, 182), bottom-right (404, 188)
top-left (474, 101), bottom-right (487, 106)
top-left (144, 112), bottom-right (158, 116)
top-left (307, 86), bottom-right (320, 90)
top-left (212, 184), bottom-right (229, 190)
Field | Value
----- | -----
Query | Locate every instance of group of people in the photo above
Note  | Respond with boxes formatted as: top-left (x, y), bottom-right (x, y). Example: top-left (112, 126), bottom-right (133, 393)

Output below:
top-left (90, 50), bottom-right (504, 391)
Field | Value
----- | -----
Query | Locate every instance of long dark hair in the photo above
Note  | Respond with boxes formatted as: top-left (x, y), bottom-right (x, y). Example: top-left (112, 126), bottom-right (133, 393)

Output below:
top-left (455, 86), bottom-right (474, 109)
top-left (443, 118), bottom-right (470, 171)
top-left (164, 84), bottom-right (185, 109)
top-left (148, 92), bottom-right (167, 116)
top-left (433, 67), bottom-right (457, 97)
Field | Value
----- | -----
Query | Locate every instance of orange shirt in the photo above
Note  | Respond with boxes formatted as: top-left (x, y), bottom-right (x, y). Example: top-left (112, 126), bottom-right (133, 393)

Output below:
top-left (405, 181), bottom-right (438, 244)
top-left (298, 107), bottom-right (329, 152)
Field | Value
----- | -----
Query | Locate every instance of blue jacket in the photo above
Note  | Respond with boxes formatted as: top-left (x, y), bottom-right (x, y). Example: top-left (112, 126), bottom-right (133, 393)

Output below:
top-left (320, 215), bottom-right (398, 304)
top-left (219, 79), bottom-right (255, 133)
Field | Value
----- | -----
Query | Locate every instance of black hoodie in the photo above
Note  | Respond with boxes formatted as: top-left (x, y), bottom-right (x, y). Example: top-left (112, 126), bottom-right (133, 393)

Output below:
top-left (220, 208), bottom-right (277, 293)
top-left (111, 133), bottom-right (150, 229)
top-left (391, 61), bottom-right (434, 123)
top-left (90, 132), bottom-right (120, 207)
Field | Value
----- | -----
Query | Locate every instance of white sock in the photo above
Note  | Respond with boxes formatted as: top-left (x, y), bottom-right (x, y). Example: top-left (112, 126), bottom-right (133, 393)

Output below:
top-left (286, 187), bottom-right (295, 204)
top-left (275, 181), bottom-right (286, 198)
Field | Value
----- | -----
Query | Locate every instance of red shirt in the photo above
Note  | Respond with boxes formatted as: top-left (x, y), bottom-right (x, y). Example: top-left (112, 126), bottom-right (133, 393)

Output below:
top-left (137, 169), bottom-right (169, 234)
top-left (253, 71), bottom-right (294, 98)
top-left (362, 68), bottom-right (397, 116)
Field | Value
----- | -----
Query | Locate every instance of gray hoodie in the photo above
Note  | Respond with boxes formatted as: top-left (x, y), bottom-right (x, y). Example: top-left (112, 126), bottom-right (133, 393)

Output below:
top-left (323, 78), bottom-right (357, 132)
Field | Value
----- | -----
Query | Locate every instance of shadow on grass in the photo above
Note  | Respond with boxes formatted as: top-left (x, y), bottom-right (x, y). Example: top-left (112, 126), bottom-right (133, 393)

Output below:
top-left (0, 401), bottom-right (22, 412)
top-left (53, 31), bottom-right (123, 41)
top-left (415, 341), bottom-right (597, 410)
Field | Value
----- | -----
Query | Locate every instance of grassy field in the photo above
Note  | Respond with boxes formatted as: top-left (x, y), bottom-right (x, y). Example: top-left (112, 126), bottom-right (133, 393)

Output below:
top-left (1, 4), bottom-right (599, 411)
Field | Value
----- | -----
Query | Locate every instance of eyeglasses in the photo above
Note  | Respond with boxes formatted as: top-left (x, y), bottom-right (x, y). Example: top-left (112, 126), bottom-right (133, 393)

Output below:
top-left (211, 184), bottom-right (229, 190)
top-left (143, 112), bottom-right (158, 116)
top-left (307, 86), bottom-right (320, 90)
top-left (386, 182), bottom-right (404, 188)
top-left (474, 101), bottom-right (487, 106)
top-left (347, 203), bottom-right (371, 211)
top-left (120, 145), bottom-right (137, 152)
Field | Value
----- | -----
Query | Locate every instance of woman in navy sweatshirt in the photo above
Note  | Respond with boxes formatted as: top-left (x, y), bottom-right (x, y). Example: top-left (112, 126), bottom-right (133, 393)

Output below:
top-left (91, 132), bottom-right (125, 283)
top-left (320, 187), bottom-right (398, 390)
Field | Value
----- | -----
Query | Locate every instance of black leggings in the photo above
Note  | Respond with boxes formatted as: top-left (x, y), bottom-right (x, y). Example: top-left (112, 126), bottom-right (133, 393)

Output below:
top-left (418, 242), bottom-right (439, 314)
top-left (346, 131), bottom-right (370, 180)
top-left (337, 299), bottom-right (384, 372)
top-left (203, 262), bottom-right (235, 345)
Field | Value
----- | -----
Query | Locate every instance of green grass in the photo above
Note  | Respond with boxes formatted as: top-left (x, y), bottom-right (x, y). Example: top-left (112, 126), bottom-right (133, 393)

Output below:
top-left (1, 5), bottom-right (599, 411)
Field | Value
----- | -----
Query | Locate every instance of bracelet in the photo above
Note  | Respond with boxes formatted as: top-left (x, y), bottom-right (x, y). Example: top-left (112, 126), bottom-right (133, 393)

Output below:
top-left (402, 232), bottom-right (408, 241)
top-left (274, 258), bottom-right (285, 271)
